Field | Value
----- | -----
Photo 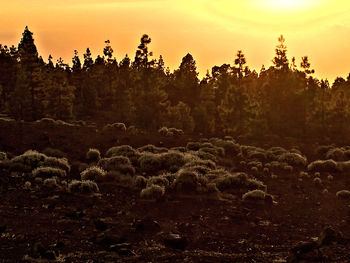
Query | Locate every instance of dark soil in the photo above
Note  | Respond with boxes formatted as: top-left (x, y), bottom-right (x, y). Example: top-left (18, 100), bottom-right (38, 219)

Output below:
top-left (1, 120), bottom-right (350, 262)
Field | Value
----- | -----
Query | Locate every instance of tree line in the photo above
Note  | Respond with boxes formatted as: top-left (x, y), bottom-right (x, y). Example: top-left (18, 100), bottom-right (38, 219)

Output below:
top-left (1, 26), bottom-right (349, 141)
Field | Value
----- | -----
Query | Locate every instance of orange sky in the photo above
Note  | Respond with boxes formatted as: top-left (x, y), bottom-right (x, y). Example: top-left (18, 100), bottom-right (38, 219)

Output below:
top-left (1, 0), bottom-right (350, 82)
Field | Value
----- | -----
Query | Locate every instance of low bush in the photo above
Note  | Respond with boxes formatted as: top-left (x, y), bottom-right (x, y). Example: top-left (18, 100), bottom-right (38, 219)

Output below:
top-left (86, 148), bottom-right (101, 162)
top-left (11, 150), bottom-right (47, 170)
top-left (68, 180), bottom-right (100, 194)
top-left (159, 151), bottom-right (185, 172)
top-left (167, 128), bottom-right (184, 137)
top-left (0, 152), bottom-right (7, 160)
top-left (134, 176), bottom-right (148, 189)
top-left (277, 152), bottom-right (307, 167)
top-left (43, 178), bottom-right (59, 190)
top-left (158, 127), bottom-right (168, 136)
top-left (174, 169), bottom-right (204, 192)
top-left (80, 166), bottom-right (106, 181)
top-left (138, 144), bottom-right (168, 154)
top-left (138, 153), bottom-right (162, 175)
top-left (41, 157), bottom-right (70, 173)
top-left (140, 185), bottom-right (165, 200)
top-left (103, 122), bottom-right (127, 132)
top-left (336, 190), bottom-right (350, 199)
top-left (32, 167), bottom-right (66, 179)
top-left (98, 156), bottom-right (132, 171)
top-left (307, 160), bottom-right (338, 173)
top-left (242, 189), bottom-right (266, 201)
top-left (42, 148), bottom-right (66, 158)
top-left (186, 142), bottom-right (201, 151)
top-left (147, 175), bottom-right (170, 188)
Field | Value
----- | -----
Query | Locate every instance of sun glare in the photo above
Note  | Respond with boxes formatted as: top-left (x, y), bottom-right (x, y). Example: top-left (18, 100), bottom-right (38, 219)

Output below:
top-left (253, 0), bottom-right (316, 11)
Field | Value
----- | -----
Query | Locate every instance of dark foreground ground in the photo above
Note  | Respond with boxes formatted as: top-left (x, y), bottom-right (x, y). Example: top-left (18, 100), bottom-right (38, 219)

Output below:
top-left (1, 119), bottom-right (350, 262)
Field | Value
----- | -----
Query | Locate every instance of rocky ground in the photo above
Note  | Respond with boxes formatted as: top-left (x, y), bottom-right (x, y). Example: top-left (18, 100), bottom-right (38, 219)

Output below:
top-left (1, 120), bottom-right (350, 262)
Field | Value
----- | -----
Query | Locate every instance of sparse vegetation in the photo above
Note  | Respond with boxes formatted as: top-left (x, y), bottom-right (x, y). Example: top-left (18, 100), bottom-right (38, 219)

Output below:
top-left (32, 167), bottom-right (66, 179)
top-left (140, 185), bottom-right (165, 200)
top-left (68, 180), bottom-right (100, 194)
top-left (86, 148), bottom-right (101, 162)
top-left (80, 166), bottom-right (106, 181)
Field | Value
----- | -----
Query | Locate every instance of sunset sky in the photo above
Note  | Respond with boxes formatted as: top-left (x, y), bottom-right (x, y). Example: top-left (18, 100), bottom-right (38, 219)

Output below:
top-left (1, 0), bottom-right (350, 82)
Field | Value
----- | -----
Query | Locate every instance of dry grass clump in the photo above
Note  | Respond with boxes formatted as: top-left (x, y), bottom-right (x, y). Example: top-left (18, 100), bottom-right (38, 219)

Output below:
top-left (277, 152), bottom-right (307, 167)
top-left (0, 151), bottom-right (7, 160)
top-left (307, 159), bottom-right (338, 173)
top-left (11, 150), bottom-right (47, 170)
top-left (336, 190), bottom-right (350, 199)
top-left (86, 148), bottom-right (101, 162)
top-left (215, 172), bottom-right (266, 192)
top-left (68, 180), bottom-right (99, 194)
top-left (158, 127), bottom-right (168, 136)
top-left (23, 181), bottom-right (31, 191)
top-left (209, 138), bottom-right (240, 156)
top-left (313, 177), bottom-right (322, 186)
top-left (174, 168), bottom-right (207, 192)
top-left (140, 185), bottom-right (165, 200)
top-left (184, 158), bottom-right (216, 170)
top-left (32, 167), bottom-right (66, 179)
top-left (41, 157), bottom-right (70, 173)
top-left (159, 151), bottom-right (185, 172)
top-left (42, 178), bottom-right (59, 190)
top-left (336, 161), bottom-right (350, 173)
top-left (103, 122), bottom-right (127, 132)
top-left (138, 153), bottom-right (162, 175)
top-left (146, 175), bottom-right (170, 188)
top-left (138, 144), bottom-right (168, 154)
top-left (80, 166), bottom-right (106, 181)
top-left (242, 189), bottom-right (266, 201)
top-left (42, 148), bottom-right (66, 158)
top-left (98, 156), bottom-right (135, 175)
top-left (186, 142), bottom-right (201, 151)
top-left (134, 175), bottom-right (148, 189)
top-left (167, 128), bottom-right (184, 137)
top-left (325, 148), bottom-right (346, 161)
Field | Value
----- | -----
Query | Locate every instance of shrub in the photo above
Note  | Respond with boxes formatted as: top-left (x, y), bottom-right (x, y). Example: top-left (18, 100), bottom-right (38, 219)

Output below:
top-left (23, 181), bottom-right (31, 191)
top-left (307, 160), bottom-right (338, 173)
top-left (138, 144), bottom-right (168, 154)
top-left (277, 152), bottom-right (307, 167)
top-left (42, 148), bottom-right (66, 158)
top-left (170, 147), bottom-right (187, 153)
top-left (68, 180), bottom-right (99, 194)
top-left (313, 177), bottom-right (322, 186)
top-left (80, 166), bottom-right (106, 181)
top-left (187, 165), bottom-right (211, 176)
top-left (209, 138), bottom-right (240, 155)
top-left (196, 150), bottom-right (217, 162)
top-left (41, 157), bottom-right (70, 173)
top-left (186, 142), bottom-right (201, 151)
top-left (127, 125), bottom-right (138, 135)
top-left (106, 145), bottom-right (137, 158)
top-left (327, 175), bottom-right (334, 181)
top-left (134, 176), bottom-right (148, 189)
top-left (337, 161), bottom-right (350, 173)
top-left (322, 189), bottom-right (329, 195)
top-left (184, 158), bottom-right (216, 170)
top-left (158, 127), bottom-right (168, 136)
top-left (103, 122), bottom-right (127, 132)
top-left (159, 151), bottom-right (185, 172)
top-left (86, 148), bottom-right (101, 162)
top-left (242, 189), bottom-right (266, 201)
top-left (11, 150), bottom-right (47, 170)
top-left (326, 148), bottom-right (345, 161)
top-left (32, 167), bottom-right (66, 179)
top-left (336, 190), bottom-right (350, 199)
top-left (138, 153), bottom-right (162, 175)
top-left (174, 169), bottom-right (203, 192)
top-left (168, 128), bottom-right (184, 137)
top-left (147, 175), bottom-right (170, 188)
top-left (0, 152), bottom-right (7, 160)
top-left (43, 178), bottom-right (59, 190)
top-left (215, 172), bottom-right (266, 192)
top-left (283, 165), bottom-right (293, 173)
top-left (98, 156), bottom-right (132, 172)
top-left (140, 185), bottom-right (165, 200)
